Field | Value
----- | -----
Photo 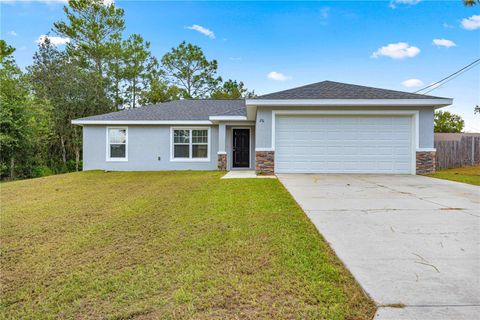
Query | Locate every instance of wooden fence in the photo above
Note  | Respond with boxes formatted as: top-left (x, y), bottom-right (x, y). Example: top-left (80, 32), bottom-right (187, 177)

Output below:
top-left (434, 133), bottom-right (480, 169)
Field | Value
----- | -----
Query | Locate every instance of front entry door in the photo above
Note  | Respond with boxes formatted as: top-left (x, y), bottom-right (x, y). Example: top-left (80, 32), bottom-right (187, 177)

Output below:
top-left (232, 129), bottom-right (250, 168)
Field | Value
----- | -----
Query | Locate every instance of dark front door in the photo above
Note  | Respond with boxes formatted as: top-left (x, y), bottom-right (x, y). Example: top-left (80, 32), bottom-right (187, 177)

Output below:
top-left (233, 129), bottom-right (250, 168)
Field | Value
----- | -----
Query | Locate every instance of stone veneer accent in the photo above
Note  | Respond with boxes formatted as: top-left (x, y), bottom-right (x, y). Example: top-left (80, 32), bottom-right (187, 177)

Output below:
top-left (217, 153), bottom-right (227, 171)
top-left (255, 151), bottom-right (275, 175)
top-left (416, 151), bottom-right (436, 174)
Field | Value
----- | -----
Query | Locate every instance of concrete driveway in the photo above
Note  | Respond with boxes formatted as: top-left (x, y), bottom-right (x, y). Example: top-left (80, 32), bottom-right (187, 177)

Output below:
top-left (278, 174), bottom-right (480, 320)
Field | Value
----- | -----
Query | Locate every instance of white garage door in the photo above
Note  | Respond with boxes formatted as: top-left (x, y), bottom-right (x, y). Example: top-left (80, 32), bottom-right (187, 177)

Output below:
top-left (275, 115), bottom-right (413, 174)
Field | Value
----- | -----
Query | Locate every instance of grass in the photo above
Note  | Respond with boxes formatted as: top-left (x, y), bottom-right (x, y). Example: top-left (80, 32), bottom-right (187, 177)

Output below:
top-left (427, 165), bottom-right (480, 186)
top-left (1, 171), bottom-right (375, 320)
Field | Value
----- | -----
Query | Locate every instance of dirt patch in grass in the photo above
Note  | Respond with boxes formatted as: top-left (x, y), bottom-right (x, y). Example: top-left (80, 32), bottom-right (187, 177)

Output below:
top-left (427, 165), bottom-right (480, 186)
top-left (1, 171), bottom-right (375, 319)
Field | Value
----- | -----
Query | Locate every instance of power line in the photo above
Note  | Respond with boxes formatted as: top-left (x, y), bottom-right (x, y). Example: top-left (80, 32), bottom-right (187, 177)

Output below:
top-left (414, 58), bottom-right (480, 93)
top-left (422, 62), bottom-right (480, 94)
top-left (414, 58), bottom-right (480, 94)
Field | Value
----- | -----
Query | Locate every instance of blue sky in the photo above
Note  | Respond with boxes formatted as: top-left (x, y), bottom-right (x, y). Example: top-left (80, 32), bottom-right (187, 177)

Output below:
top-left (1, 0), bottom-right (479, 130)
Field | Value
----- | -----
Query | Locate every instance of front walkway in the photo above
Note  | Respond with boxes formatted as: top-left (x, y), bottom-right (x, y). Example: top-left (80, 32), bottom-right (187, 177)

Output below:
top-left (278, 174), bottom-right (480, 320)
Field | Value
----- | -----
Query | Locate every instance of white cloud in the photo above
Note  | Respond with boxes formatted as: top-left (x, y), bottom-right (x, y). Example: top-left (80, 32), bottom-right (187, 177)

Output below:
top-left (371, 42), bottom-right (420, 59)
top-left (229, 57), bottom-right (242, 61)
top-left (318, 7), bottom-right (330, 25)
top-left (389, 0), bottom-right (421, 9)
top-left (267, 71), bottom-right (290, 81)
top-left (36, 35), bottom-right (70, 46)
top-left (320, 7), bottom-right (330, 19)
top-left (443, 23), bottom-right (454, 29)
top-left (433, 38), bottom-right (456, 48)
top-left (461, 15), bottom-right (480, 31)
top-left (7, 30), bottom-right (17, 36)
top-left (402, 78), bottom-right (424, 88)
top-left (186, 24), bottom-right (215, 39)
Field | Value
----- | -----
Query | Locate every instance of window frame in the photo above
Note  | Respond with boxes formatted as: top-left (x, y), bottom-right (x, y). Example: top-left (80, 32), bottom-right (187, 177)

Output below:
top-left (170, 127), bottom-right (211, 162)
top-left (106, 126), bottom-right (128, 162)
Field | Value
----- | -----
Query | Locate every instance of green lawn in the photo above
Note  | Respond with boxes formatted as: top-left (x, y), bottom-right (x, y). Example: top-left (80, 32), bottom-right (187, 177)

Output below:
top-left (1, 171), bottom-right (375, 320)
top-left (428, 165), bottom-right (480, 186)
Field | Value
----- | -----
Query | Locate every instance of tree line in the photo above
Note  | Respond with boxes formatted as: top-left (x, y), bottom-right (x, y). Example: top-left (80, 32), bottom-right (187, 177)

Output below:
top-left (0, 0), bottom-right (254, 180)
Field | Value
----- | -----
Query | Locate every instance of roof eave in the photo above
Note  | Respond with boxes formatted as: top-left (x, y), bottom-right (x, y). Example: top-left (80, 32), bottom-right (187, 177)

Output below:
top-left (71, 120), bottom-right (214, 126)
top-left (245, 98), bottom-right (453, 108)
top-left (208, 115), bottom-right (247, 121)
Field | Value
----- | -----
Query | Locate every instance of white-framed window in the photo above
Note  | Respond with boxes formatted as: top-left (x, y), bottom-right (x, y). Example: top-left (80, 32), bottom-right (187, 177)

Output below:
top-left (171, 127), bottom-right (210, 161)
top-left (106, 127), bottom-right (128, 161)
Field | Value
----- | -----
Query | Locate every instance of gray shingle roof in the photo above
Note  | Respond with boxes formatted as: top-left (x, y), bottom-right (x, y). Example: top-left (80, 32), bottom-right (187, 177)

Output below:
top-left (255, 80), bottom-right (447, 100)
top-left (74, 81), bottom-right (450, 122)
top-left (76, 99), bottom-right (246, 121)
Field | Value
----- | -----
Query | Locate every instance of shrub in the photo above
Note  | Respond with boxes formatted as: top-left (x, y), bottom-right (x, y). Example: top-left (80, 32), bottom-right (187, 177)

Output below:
top-left (32, 166), bottom-right (53, 178)
top-left (66, 160), bottom-right (83, 172)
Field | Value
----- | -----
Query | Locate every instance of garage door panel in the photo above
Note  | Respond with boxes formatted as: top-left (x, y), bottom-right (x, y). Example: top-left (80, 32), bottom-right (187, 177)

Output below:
top-left (341, 146), bottom-right (358, 154)
top-left (358, 132), bottom-right (382, 140)
top-left (376, 162), bottom-right (395, 170)
top-left (275, 115), bottom-right (413, 174)
top-left (375, 147), bottom-right (395, 155)
top-left (395, 147), bottom-right (410, 155)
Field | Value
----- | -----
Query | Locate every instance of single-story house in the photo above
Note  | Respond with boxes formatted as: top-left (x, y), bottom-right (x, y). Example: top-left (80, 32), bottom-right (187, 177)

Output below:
top-left (72, 81), bottom-right (452, 175)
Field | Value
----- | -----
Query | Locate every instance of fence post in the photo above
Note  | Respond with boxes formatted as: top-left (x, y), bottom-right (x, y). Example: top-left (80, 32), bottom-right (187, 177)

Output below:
top-left (473, 136), bottom-right (475, 166)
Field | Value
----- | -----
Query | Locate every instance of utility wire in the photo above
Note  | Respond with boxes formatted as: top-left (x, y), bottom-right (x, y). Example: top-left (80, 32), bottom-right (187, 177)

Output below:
top-left (422, 62), bottom-right (480, 94)
top-left (414, 58), bottom-right (480, 94)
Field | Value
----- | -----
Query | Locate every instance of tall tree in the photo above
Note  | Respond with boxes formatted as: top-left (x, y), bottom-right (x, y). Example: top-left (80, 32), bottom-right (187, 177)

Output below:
top-left (122, 34), bottom-right (156, 109)
top-left (0, 40), bottom-right (15, 60)
top-left (139, 70), bottom-right (181, 105)
top-left (54, 0), bottom-right (125, 112)
top-left (0, 41), bottom-right (34, 179)
top-left (29, 40), bottom-right (100, 171)
top-left (107, 34), bottom-right (126, 110)
top-left (161, 41), bottom-right (222, 98)
top-left (54, 0), bottom-right (125, 77)
top-left (211, 80), bottom-right (256, 99)
top-left (434, 111), bottom-right (465, 133)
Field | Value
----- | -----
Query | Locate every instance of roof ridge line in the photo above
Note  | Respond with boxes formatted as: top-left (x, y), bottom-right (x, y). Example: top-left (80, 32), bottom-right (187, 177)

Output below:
top-left (255, 80), bottom-right (450, 100)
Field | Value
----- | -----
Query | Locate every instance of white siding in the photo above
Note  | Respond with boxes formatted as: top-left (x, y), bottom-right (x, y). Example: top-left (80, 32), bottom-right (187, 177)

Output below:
top-left (82, 125), bottom-right (219, 171)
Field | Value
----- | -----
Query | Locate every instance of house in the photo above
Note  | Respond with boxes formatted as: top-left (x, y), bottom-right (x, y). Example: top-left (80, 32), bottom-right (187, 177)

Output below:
top-left (72, 81), bottom-right (452, 175)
